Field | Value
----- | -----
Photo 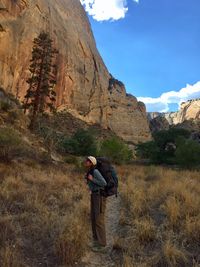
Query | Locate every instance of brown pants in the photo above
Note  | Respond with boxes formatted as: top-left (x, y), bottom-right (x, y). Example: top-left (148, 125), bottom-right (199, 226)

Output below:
top-left (91, 193), bottom-right (107, 246)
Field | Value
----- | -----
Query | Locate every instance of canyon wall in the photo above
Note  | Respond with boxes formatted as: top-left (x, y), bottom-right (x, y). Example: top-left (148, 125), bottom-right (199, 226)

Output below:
top-left (0, 0), bottom-right (151, 143)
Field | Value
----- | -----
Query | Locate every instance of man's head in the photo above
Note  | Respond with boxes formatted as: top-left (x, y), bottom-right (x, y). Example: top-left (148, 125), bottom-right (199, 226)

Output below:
top-left (84, 156), bottom-right (97, 168)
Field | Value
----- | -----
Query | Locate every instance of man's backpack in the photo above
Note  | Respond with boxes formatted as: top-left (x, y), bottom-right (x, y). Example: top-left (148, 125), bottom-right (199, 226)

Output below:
top-left (96, 157), bottom-right (118, 197)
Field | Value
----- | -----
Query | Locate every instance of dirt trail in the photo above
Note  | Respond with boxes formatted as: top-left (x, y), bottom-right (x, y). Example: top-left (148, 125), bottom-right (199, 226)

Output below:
top-left (81, 196), bottom-right (120, 267)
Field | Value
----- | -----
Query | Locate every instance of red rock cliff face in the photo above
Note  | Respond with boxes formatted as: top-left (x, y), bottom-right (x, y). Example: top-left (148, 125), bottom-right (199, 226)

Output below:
top-left (0, 0), bottom-right (151, 143)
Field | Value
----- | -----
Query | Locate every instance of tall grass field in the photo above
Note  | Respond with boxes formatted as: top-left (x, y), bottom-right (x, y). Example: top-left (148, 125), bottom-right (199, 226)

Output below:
top-left (0, 163), bottom-right (199, 266)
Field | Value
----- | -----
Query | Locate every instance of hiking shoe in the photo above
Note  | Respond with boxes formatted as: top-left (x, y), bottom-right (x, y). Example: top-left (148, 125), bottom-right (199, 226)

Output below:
top-left (91, 244), bottom-right (107, 253)
top-left (89, 240), bottom-right (99, 248)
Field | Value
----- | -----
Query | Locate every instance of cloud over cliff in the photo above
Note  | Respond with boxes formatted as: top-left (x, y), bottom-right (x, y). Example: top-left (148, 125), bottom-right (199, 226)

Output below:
top-left (80, 0), bottom-right (139, 21)
top-left (138, 81), bottom-right (200, 112)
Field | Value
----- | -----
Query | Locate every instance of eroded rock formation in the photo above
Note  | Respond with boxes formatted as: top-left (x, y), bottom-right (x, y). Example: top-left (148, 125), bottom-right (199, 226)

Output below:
top-left (149, 116), bottom-right (170, 133)
top-left (148, 99), bottom-right (200, 126)
top-left (164, 99), bottom-right (200, 125)
top-left (0, 0), bottom-right (151, 143)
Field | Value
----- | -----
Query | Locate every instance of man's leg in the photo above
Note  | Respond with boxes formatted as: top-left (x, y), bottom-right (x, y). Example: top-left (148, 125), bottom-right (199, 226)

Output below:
top-left (95, 196), bottom-right (107, 246)
top-left (91, 194), bottom-right (98, 241)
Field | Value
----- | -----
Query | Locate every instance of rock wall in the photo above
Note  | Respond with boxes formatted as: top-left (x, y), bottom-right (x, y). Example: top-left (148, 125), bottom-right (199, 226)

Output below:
top-left (148, 99), bottom-right (200, 126)
top-left (172, 99), bottom-right (200, 124)
top-left (149, 116), bottom-right (170, 133)
top-left (164, 99), bottom-right (200, 125)
top-left (0, 0), bottom-right (151, 143)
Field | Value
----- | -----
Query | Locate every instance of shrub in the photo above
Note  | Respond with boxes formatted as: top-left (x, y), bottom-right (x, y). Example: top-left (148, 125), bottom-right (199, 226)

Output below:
top-left (0, 101), bottom-right (11, 112)
top-left (7, 110), bottom-right (21, 124)
top-left (153, 128), bottom-right (190, 164)
top-left (64, 155), bottom-right (85, 172)
top-left (0, 127), bottom-right (22, 162)
top-left (64, 154), bottom-right (78, 164)
top-left (55, 212), bottom-right (88, 265)
top-left (136, 141), bottom-right (159, 161)
top-left (153, 128), bottom-right (190, 147)
top-left (99, 137), bottom-right (132, 164)
top-left (136, 128), bottom-right (192, 165)
top-left (134, 217), bottom-right (156, 244)
top-left (61, 129), bottom-right (97, 156)
top-left (175, 139), bottom-right (200, 168)
top-left (36, 124), bottom-right (62, 151)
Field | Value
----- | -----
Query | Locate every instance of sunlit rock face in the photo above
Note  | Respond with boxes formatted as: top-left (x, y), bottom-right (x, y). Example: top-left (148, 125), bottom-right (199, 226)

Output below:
top-left (163, 99), bottom-right (200, 125)
top-left (148, 99), bottom-right (200, 137)
top-left (0, 0), bottom-right (151, 143)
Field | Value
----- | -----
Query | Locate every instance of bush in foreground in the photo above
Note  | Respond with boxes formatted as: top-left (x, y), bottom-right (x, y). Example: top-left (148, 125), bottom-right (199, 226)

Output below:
top-left (0, 127), bottom-right (22, 162)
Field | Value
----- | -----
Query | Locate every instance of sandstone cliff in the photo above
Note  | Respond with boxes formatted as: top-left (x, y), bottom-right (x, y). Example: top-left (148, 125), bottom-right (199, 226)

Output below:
top-left (148, 99), bottom-right (200, 126)
top-left (149, 116), bottom-right (170, 133)
top-left (164, 99), bottom-right (200, 125)
top-left (0, 0), bottom-right (151, 143)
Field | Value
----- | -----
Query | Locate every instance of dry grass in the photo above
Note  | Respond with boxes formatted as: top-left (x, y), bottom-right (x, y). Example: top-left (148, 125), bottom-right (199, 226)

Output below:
top-left (162, 240), bottom-right (188, 266)
top-left (133, 217), bottom-right (156, 244)
top-left (0, 162), bottom-right (89, 266)
top-left (1, 161), bottom-right (199, 267)
top-left (117, 165), bottom-right (200, 267)
top-left (0, 245), bottom-right (25, 267)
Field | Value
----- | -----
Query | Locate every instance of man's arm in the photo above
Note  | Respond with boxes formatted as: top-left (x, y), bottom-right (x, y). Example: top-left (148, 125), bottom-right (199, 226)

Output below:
top-left (88, 169), bottom-right (107, 187)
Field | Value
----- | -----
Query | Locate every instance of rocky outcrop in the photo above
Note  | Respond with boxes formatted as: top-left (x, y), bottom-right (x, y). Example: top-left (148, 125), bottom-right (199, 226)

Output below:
top-left (162, 112), bottom-right (182, 125)
top-left (149, 116), bottom-right (170, 133)
top-left (147, 112), bottom-right (162, 121)
top-left (172, 99), bottom-right (200, 124)
top-left (148, 99), bottom-right (200, 126)
top-left (0, 0), bottom-right (151, 143)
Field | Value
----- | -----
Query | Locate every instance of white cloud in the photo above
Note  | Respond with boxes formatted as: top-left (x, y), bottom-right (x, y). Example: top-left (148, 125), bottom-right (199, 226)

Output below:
top-left (80, 0), bottom-right (139, 21)
top-left (138, 81), bottom-right (200, 112)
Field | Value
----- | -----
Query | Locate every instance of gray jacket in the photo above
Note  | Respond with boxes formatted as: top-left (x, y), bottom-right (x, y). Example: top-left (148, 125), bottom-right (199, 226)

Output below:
top-left (87, 169), bottom-right (107, 193)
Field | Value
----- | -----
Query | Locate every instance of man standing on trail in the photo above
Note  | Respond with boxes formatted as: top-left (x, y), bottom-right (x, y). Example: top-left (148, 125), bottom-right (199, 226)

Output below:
top-left (84, 156), bottom-right (107, 253)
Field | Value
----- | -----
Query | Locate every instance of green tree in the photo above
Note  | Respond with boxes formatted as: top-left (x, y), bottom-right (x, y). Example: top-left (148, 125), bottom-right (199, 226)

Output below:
top-left (136, 141), bottom-right (159, 161)
top-left (175, 139), bottom-right (200, 168)
top-left (151, 128), bottom-right (190, 164)
top-left (153, 128), bottom-right (190, 150)
top-left (99, 137), bottom-right (133, 164)
top-left (61, 129), bottom-right (97, 156)
top-left (136, 128), bottom-right (191, 164)
top-left (23, 32), bottom-right (58, 129)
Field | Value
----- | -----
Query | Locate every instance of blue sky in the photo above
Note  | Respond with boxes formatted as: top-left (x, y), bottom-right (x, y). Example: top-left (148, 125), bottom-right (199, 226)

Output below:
top-left (80, 0), bottom-right (200, 112)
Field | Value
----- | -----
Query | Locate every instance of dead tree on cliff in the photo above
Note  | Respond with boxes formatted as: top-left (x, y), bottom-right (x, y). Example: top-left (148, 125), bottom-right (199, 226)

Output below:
top-left (23, 32), bottom-right (58, 129)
